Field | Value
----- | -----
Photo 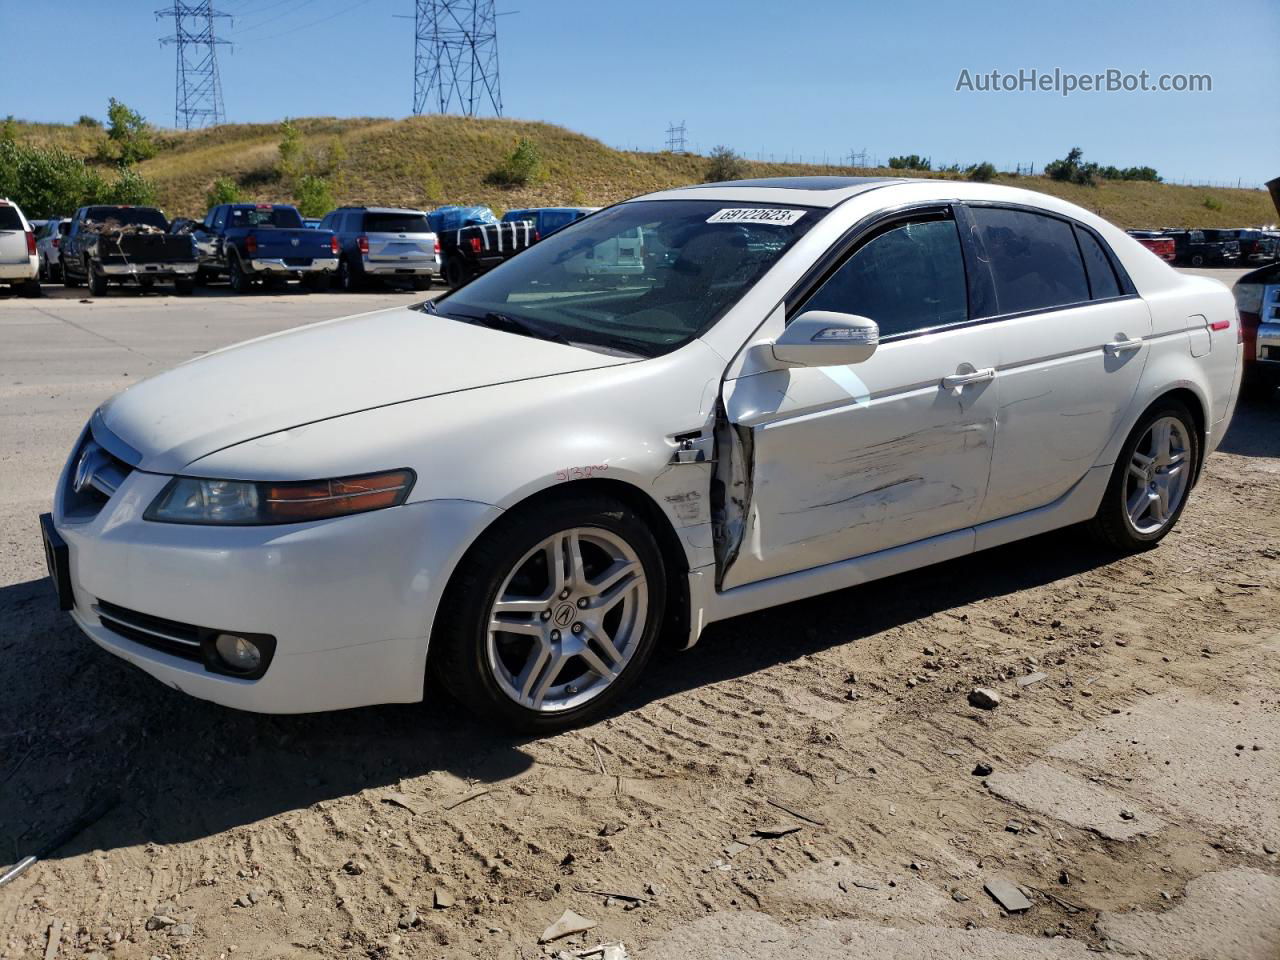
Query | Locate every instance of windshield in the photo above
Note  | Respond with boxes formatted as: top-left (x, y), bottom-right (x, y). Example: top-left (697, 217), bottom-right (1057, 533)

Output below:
top-left (230, 206), bottom-right (303, 229)
top-left (433, 199), bottom-right (822, 357)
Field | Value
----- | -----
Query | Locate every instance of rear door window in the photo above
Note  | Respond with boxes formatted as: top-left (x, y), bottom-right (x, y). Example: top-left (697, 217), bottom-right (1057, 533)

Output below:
top-left (801, 216), bottom-right (969, 338)
top-left (1074, 227), bottom-right (1122, 300)
top-left (970, 207), bottom-right (1089, 315)
top-left (364, 212), bottom-right (431, 233)
top-left (0, 206), bottom-right (23, 230)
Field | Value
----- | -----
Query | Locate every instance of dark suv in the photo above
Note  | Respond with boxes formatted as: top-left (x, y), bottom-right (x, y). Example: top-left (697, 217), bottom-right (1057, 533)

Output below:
top-left (317, 206), bottom-right (439, 291)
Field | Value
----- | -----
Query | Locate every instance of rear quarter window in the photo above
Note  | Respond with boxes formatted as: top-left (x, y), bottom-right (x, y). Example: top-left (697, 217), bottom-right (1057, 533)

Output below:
top-left (1074, 227), bottom-right (1122, 300)
top-left (971, 207), bottom-right (1090, 315)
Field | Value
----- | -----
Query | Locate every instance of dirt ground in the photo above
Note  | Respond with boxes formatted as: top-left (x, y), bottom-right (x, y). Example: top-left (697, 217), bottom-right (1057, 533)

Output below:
top-left (1, 280), bottom-right (1278, 959)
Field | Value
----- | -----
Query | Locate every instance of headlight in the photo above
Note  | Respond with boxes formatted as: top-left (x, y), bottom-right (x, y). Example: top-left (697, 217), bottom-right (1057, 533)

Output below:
top-left (144, 469), bottom-right (414, 525)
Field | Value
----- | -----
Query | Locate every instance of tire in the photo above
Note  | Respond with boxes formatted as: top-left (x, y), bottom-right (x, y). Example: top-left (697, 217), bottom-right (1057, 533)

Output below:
top-left (443, 257), bottom-right (468, 289)
top-left (337, 258), bottom-right (362, 292)
top-left (228, 255), bottom-right (252, 294)
top-left (304, 272), bottom-right (330, 293)
top-left (87, 260), bottom-right (109, 297)
top-left (38, 255), bottom-right (48, 282)
top-left (50, 261), bottom-right (61, 282)
top-left (20, 278), bottom-right (41, 298)
top-left (63, 262), bottom-right (81, 288)
top-left (431, 494), bottom-right (667, 732)
top-left (1088, 399), bottom-right (1200, 553)
top-left (413, 276), bottom-right (433, 292)
top-left (1190, 254), bottom-right (1205, 267)
top-left (173, 277), bottom-right (195, 296)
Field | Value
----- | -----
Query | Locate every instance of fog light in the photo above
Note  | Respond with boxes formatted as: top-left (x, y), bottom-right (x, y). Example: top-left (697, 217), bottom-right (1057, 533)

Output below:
top-left (215, 633), bottom-right (262, 674)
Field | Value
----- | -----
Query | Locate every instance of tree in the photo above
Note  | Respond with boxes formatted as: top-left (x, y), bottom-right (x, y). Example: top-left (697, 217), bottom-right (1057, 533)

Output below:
top-left (1045, 146), bottom-right (1098, 186)
top-left (966, 161), bottom-right (997, 182)
top-left (101, 166), bottom-right (158, 206)
top-left (277, 119), bottom-right (303, 181)
top-left (106, 98), bottom-right (156, 165)
top-left (206, 176), bottom-right (242, 208)
top-left (889, 154), bottom-right (931, 171)
top-left (293, 174), bottom-right (333, 217)
top-left (703, 145), bottom-right (747, 183)
top-left (77, 114), bottom-right (102, 128)
top-left (488, 137), bottom-right (543, 186)
top-left (0, 139), bottom-right (157, 217)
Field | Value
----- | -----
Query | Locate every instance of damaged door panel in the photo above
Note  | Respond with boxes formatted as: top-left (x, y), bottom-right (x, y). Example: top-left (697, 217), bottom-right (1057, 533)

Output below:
top-left (715, 325), bottom-right (1001, 591)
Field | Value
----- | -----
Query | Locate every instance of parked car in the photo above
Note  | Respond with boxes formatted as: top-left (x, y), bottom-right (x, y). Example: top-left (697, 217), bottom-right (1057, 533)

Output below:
top-left (1233, 178), bottom-right (1280, 397)
top-left (501, 207), bottom-right (597, 238)
top-left (1125, 230), bottom-right (1176, 262)
top-left (60, 205), bottom-right (197, 296)
top-left (1225, 229), bottom-right (1277, 264)
top-left (1167, 229), bottom-right (1241, 266)
top-left (40, 177), bottom-right (1241, 731)
top-left (190, 203), bottom-right (339, 293)
top-left (0, 198), bottom-right (40, 297)
top-left (35, 217), bottom-right (68, 282)
top-left (317, 206), bottom-right (438, 291)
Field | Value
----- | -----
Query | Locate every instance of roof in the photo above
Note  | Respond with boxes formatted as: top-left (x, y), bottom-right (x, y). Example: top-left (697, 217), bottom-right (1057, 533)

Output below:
top-left (635, 175), bottom-right (912, 208)
top-left (336, 205), bottom-right (428, 215)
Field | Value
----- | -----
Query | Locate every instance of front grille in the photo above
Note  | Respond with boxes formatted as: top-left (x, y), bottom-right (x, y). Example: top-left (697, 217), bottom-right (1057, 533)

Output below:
top-left (95, 600), bottom-right (203, 663)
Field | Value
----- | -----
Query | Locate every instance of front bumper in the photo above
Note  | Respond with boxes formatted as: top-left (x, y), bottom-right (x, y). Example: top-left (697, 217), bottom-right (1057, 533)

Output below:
top-left (249, 257), bottom-right (339, 274)
top-left (99, 261), bottom-right (198, 278)
top-left (51, 465), bottom-right (500, 713)
top-left (0, 256), bottom-right (38, 280)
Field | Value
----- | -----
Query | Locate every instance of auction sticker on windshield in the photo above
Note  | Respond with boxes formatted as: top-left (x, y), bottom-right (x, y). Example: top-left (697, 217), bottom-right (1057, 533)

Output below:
top-left (706, 208), bottom-right (807, 226)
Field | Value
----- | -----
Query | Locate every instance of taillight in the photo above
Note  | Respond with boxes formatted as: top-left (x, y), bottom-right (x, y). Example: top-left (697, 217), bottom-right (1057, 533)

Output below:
top-left (357, 235), bottom-right (369, 254)
top-left (245, 234), bottom-right (258, 255)
top-left (469, 236), bottom-right (482, 254)
top-left (52, 237), bottom-right (60, 249)
top-left (330, 235), bottom-right (340, 255)
top-left (1235, 283), bottom-right (1262, 347)
top-left (434, 239), bottom-right (441, 254)
top-left (534, 230), bottom-right (541, 243)
top-left (25, 231), bottom-right (36, 256)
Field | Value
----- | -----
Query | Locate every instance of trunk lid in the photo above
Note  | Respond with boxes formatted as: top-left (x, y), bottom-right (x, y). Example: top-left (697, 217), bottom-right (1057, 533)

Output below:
top-left (249, 228), bottom-right (333, 260)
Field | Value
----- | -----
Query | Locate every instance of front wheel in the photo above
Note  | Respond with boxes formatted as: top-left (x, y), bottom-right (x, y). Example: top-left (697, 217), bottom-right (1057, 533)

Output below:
top-left (431, 496), bottom-right (667, 732)
top-left (1089, 400), bottom-right (1199, 552)
top-left (87, 261), bottom-right (109, 297)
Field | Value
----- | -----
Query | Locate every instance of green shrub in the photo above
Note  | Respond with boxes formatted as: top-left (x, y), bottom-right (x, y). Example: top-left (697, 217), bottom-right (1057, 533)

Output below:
top-left (488, 137), bottom-right (543, 186)
top-left (205, 176), bottom-right (242, 208)
top-left (703, 145), bottom-right (747, 183)
top-left (293, 174), bottom-right (333, 217)
top-left (889, 154), bottom-right (932, 171)
top-left (1202, 195), bottom-right (1223, 211)
top-left (77, 114), bottom-right (102, 128)
top-left (1045, 147), bottom-right (1099, 186)
top-left (106, 97), bottom-right (156, 165)
top-left (277, 119), bottom-right (304, 181)
top-left (100, 166), bottom-right (158, 206)
top-left (966, 161), bottom-right (997, 182)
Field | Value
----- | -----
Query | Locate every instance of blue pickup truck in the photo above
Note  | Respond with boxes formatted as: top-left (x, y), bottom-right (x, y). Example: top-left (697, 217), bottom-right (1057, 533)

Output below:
top-left (190, 203), bottom-right (339, 292)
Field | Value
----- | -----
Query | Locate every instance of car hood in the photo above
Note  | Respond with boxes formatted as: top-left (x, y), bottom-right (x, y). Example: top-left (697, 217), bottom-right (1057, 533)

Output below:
top-left (100, 305), bottom-right (633, 474)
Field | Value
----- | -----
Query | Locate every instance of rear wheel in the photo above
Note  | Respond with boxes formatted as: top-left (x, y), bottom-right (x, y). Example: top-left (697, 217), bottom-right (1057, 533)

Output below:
top-left (431, 495), bottom-right (666, 732)
top-left (1190, 254), bottom-right (1205, 267)
top-left (443, 258), bottom-right (468, 289)
top-left (337, 258), bottom-right (362, 291)
top-left (228, 255), bottom-right (252, 294)
top-left (303, 272), bottom-right (331, 293)
top-left (87, 260), bottom-right (109, 297)
top-left (20, 278), bottom-right (41, 298)
top-left (1089, 400), bottom-right (1199, 552)
top-left (413, 276), bottom-right (433, 291)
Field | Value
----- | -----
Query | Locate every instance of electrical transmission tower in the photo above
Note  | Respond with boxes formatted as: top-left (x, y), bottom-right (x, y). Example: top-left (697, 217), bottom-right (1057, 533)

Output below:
top-left (413, 0), bottom-right (503, 117)
top-left (665, 121), bottom-right (687, 153)
top-left (157, 1), bottom-right (232, 129)
top-left (847, 147), bottom-right (870, 168)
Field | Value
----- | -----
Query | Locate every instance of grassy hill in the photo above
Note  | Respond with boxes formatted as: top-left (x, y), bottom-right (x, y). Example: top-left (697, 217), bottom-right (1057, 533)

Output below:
top-left (9, 114), bottom-right (1276, 228)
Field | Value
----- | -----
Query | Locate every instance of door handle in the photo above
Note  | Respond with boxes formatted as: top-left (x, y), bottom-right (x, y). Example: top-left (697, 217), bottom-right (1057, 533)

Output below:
top-left (1104, 337), bottom-right (1144, 356)
top-left (941, 367), bottom-right (996, 391)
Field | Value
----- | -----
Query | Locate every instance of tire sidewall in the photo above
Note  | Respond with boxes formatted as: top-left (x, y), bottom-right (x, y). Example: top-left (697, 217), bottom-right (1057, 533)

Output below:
top-left (436, 497), bottom-right (667, 732)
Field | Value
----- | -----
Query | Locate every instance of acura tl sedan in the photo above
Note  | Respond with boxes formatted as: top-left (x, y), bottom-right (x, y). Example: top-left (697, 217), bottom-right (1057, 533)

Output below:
top-left (41, 177), bottom-right (1241, 731)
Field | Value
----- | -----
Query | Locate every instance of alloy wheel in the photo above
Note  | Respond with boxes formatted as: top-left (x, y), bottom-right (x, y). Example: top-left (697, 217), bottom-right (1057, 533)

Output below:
top-left (485, 527), bottom-right (647, 714)
top-left (1124, 415), bottom-right (1191, 535)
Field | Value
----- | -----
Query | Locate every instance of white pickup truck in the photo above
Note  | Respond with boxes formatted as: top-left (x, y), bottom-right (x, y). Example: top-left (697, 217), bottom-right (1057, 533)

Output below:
top-left (0, 198), bottom-right (40, 297)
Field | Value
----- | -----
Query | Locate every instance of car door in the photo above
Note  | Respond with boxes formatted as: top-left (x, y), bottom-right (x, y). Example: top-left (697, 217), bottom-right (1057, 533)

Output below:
top-left (719, 207), bottom-right (999, 590)
top-left (963, 205), bottom-right (1151, 521)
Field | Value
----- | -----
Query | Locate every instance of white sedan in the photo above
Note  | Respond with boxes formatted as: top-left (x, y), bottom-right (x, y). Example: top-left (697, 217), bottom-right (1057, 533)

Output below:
top-left (42, 177), bottom-right (1241, 731)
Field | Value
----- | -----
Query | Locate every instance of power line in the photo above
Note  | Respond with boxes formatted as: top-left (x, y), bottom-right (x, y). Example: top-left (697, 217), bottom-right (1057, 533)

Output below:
top-left (156, 2), bottom-right (232, 129)
top-left (411, 0), bottom-right (503, 117)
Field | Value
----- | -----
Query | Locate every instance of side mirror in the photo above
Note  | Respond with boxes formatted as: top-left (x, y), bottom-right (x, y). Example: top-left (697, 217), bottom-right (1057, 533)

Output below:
top-left (772, 311), bottom-right (879, 367)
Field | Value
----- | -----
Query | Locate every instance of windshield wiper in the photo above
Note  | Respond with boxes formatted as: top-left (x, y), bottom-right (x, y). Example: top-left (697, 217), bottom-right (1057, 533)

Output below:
top-left (469, 311), bottom-right (573, 346)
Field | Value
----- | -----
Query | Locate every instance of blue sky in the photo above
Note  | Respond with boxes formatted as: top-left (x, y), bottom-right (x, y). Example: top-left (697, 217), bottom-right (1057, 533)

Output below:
top-left (3, 0), bottom-right (1276, 185)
